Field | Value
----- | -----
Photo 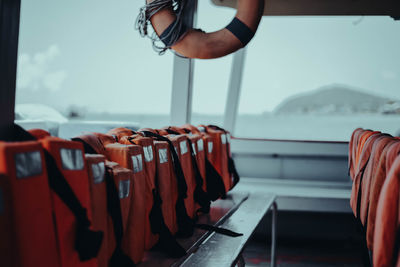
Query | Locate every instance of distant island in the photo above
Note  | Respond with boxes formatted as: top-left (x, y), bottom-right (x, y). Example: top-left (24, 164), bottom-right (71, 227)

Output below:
top-left (273, 84), bottom-right (400, 115)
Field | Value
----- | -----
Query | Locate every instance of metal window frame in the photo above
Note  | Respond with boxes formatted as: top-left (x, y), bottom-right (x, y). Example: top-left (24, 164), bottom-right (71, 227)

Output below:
top-left (170, 0), bottom-right (198, 125)
top-left (0, 0), bottom-right (21, 139)
top-left (223, 48), bottom-right (246, 133)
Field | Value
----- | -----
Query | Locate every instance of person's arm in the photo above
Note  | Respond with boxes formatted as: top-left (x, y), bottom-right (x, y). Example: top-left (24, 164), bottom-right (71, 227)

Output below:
top-left (147, 0), bottom-right (264, 59)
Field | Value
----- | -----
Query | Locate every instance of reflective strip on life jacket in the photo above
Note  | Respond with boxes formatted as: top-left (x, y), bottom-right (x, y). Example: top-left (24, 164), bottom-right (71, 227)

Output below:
top-left (85, 154), bottom-right (108, 267)
top-left (40, 137), bottom-right (100, 267)
top-left (373, 155), bottom-right (400, 267)
top-left (103, 144), bottom-right (146, 263)
top-left (0, 141), bottom-right (60, 267)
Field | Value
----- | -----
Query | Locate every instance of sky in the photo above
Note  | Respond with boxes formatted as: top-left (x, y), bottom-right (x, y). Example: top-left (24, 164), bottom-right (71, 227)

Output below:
top-left (16, 0), bottom-right (400, 115)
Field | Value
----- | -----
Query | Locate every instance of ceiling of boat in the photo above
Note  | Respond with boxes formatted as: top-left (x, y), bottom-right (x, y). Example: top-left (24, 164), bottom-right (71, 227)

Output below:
top-left (211, 0), bottom-right (400, 17)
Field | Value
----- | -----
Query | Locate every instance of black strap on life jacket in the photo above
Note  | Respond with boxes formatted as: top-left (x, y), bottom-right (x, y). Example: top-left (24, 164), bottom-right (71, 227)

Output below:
top-left (75, 135), bottom-right (187, 258)
top-left (205, 158), bottom-right (226, 201)
top-left (149, 188), bottom-right (187, 257)
top-left (71, 137), bottom-right (98, 155)
top-left (105, 167), bottom-right (136, 267)
top-left (6, 124), bottom-right (103, 262)
top-left (356, 158), bottom-right (369, 221)
top-left (164, 129), bottom-right (211, 214)
top-left (353, 157), bottom-right (372, 267)
top-left (393, 227), bottom-right (400, 267)
top-left (187, 138), bottom-right (211, 214)
top-left (141, 131), bottom-right (194, 237)
top-left (207, 125), bottom-right (240, 189)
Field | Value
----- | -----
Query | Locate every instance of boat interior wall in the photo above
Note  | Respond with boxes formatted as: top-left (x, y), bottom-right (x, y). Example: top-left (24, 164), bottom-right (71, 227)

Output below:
top-left (0, 0), bottom-right (20, 140)
top-left (211, 0), bottom-right (400, 17)
top-left (231, 138), bottom-right (348, 181)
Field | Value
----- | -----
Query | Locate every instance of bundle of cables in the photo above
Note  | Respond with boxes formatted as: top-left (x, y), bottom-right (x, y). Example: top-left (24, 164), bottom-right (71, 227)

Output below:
top-left (136, 0), bottom-right (189, 55)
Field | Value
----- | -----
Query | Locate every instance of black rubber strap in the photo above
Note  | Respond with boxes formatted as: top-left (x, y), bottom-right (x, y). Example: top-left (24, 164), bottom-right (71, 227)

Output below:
top-left (226, 17), bottom-right (255, 47)
top-left (105, 168), bottom-right (136, 267)
top-left (159, 19), bottom-right (188, 47)
top-left (8, 125), bottom-right (103, 262)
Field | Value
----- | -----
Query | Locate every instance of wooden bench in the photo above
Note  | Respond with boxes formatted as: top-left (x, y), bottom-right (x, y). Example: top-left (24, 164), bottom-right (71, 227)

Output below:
top-left (139, 191), bottom-right (277, 267)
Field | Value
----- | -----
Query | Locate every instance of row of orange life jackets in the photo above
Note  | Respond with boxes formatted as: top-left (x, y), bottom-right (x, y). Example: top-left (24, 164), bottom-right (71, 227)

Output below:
top-left (0, 123), bottom-right (240, 267)
top-left (349, 128), bottom-right (400, 267)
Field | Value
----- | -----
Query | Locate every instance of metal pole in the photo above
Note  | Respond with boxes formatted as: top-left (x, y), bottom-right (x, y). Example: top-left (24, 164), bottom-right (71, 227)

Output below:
top-left (270, 201), bottom-right (278, 267)
top-left (0, 0), bottom-right (21, 139)
top-left (223, 48), bottom-right (246, 134)
top-left (170, 0), bottom-right (198, 125)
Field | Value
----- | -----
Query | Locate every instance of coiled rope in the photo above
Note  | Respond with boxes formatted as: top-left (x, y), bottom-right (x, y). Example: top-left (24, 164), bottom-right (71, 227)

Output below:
top-left (135, 0), bottom-right (188, 55)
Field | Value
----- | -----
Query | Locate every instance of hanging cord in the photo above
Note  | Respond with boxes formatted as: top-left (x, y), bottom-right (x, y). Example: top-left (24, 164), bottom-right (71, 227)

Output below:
top-left (135, 0), bottom-right (188, 55)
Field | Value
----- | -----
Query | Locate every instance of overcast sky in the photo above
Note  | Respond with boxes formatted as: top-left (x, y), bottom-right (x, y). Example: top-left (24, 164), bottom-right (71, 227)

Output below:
top-left (16, 0), bottom-right (400, 115)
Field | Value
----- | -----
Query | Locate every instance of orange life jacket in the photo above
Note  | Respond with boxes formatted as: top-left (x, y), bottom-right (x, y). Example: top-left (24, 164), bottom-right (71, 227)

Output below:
top-left (118, 134), bottom-right (159, 250)
top-left (355, 131), bottom-right (381, 169)
top-left (140, 130), bottom-right (194, 238)
top-left (348, 128), bottom-right (364, 180)
top-left (373, 155), bottom-right (400, 267)
top-left (85, 154), bottom-right (108, 267)
top-left (197, 125), bottom-right (229, 191)
top-left (161, 127), bottom-right (210, 214)
top-left (153, 140), bottom-right (178, 234)
top-left (39, 137), bottom-right (100, 267)
top-left (0, 141), bottom-right (60, 267)
top-left (367, 141), bottom-right (400, 250)
top-left (205, 125), bottom-right (240, 190)
top-left (359, 135), bottom-right (395, 226)
top-left (350, 133), bottom-right (382, 218)
top-left (105, 161), bottom-right (136, 266)
top-left (165, 134), bottom-right (196, 218)
top-left (103, 144), bottom-right (146, 264)
top-left (181, 124), bottom-right (226, 201)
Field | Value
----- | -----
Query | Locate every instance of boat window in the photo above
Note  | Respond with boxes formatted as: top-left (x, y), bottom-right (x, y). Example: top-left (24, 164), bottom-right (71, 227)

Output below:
top-left (191, 1), bottom-right (235, 126)
top-left (15, 0), bottom-right (174, 129)
top-left (236, 16), bottom-right (400, 141)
